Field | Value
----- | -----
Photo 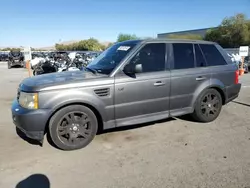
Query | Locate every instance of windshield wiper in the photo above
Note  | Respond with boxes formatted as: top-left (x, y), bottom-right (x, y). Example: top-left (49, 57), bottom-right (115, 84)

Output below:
top-left (85, 67), bottom-right (97, 74)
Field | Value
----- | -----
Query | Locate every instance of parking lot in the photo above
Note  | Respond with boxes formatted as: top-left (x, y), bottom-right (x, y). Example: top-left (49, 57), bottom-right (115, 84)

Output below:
top-left (0, 62), bottom-right (250, 188)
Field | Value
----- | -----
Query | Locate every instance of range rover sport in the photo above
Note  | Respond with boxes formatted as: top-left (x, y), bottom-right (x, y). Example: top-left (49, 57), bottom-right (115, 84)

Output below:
top-left (11, 39), bottom-right (241, 150)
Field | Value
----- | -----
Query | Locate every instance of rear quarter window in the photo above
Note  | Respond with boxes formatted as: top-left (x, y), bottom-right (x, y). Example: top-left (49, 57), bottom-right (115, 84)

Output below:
top-left (215, 44), bottom-right (234, 64)
top-left (199, 44), bottom-right (227, 66)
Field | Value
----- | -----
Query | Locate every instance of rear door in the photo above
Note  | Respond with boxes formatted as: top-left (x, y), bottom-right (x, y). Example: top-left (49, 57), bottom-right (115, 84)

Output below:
top-left (170, 43), bottom-right (211, 116)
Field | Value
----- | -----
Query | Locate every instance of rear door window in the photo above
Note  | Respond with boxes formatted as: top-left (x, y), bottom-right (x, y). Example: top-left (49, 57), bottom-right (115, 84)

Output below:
top-left (173, 43), bottom-right (195, 69)
top-left (199, 44), bottom-right (227, 66)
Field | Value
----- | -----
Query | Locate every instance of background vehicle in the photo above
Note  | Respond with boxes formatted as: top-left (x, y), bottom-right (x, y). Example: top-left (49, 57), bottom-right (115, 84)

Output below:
top-left (73, 53), bottom-right (88, 70)
top-left (0, 52), bottom-right (9, 61)
top-left (7, 50), bottom-right (24, 69)
top-left (32, 52), bottom-right (81, 75)
top-left (31, 52), bottom-right (46, 59)
top-left (11, 39), bottom-right (241, 151)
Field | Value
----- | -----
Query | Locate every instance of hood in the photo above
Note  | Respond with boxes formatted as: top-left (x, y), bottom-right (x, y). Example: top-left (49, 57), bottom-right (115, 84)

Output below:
top-left (19, 70), bottom-right (108, 92)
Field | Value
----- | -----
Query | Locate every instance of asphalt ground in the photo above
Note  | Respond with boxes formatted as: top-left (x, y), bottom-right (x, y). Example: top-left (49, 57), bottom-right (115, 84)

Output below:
top-left (0, 62), bottom-right (250, 188)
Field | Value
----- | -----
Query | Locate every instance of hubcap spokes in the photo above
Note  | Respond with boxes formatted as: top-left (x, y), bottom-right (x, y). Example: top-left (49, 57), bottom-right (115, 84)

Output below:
top-left (57, 112), bottom-right (91, 145)
top-left (201, 93), bottom-right (219, 117)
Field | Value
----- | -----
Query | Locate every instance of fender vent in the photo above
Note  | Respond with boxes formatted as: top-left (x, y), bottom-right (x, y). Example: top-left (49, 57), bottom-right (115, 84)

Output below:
top-left (94, 88), bottom-right (110, 97)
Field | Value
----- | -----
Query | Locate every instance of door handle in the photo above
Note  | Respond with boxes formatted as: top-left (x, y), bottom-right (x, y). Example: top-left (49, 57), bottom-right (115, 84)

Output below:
top-left (154, 81), bottom-right (165, 86)
top-left (196, 76), bottom-right (206, 81)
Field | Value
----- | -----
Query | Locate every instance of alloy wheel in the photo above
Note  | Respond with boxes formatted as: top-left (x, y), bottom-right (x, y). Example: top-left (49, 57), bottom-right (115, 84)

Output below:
top-left (57, 111), bottom-right (92, 146)
top-left (200, 93), bottom-right (220, 118)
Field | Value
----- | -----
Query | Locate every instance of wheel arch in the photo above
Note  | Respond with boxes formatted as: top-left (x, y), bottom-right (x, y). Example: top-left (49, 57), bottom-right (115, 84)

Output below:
top-left (191, 79), bottom-right (227, 109)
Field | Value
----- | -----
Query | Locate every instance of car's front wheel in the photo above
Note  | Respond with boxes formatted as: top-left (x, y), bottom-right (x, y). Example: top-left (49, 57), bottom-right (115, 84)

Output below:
top-left (191, 88), bottom-right (222, 122)
top-left (49, 105), bottom-right (98, 150)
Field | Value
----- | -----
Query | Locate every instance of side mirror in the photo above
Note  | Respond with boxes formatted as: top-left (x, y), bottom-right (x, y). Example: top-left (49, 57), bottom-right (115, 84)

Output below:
top-left (123, 63), bottom-right (142, 74)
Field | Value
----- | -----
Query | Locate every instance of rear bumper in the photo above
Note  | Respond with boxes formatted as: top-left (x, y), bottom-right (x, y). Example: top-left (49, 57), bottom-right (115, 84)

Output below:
top-left (225, 83), bottom-right (241, 104)
top-left (11, 99), bottom-right (51, 141)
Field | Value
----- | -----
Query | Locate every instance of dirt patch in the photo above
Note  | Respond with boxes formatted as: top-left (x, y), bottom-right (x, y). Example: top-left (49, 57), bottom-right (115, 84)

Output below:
top-left (0, 97), bottom-right (14, 103)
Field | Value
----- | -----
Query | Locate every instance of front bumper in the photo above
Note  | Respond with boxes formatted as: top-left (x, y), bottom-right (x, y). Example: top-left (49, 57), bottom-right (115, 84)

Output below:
top-left (11, 99), bottom-right (51, 141)
top-left (9, 60), bottom-right (24, 67)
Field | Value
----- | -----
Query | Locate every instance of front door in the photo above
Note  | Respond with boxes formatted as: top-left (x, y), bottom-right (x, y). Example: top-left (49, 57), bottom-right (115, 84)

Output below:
top-left (170, 43), bottom-right (211, 116)
top-left (114, 43), bottom-right (171, 127)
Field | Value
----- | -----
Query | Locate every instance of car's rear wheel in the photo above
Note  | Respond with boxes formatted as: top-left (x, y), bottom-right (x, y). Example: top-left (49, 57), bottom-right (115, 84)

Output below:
top-left (191, 89), bottom-right (222, 122)
top-left (49, 105), bottom-right (98, 150)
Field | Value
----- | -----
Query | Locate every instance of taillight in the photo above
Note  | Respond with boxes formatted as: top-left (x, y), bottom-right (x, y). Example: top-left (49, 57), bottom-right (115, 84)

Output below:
top-left (235, 70), bottom-right (239, 84)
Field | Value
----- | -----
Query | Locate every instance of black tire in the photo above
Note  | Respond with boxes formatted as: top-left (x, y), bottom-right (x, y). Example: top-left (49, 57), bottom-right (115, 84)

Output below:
top-left (191, 88), bottom-right (222, 123)
top-left (49, 105), bottom-right (98, 150)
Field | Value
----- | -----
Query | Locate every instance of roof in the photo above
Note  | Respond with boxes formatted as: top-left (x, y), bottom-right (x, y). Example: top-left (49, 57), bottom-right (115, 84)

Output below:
top-left (118, 39), bottom-right (215, 45)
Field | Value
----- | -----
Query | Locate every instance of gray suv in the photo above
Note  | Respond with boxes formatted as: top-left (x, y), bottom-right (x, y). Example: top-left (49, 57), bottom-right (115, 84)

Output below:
top-left (11, 39), bottom-right (241, 150)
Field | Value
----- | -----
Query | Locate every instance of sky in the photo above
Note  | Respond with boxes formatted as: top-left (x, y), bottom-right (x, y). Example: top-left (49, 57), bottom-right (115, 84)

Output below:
top-left (0, 0), bottom-right (249, 47)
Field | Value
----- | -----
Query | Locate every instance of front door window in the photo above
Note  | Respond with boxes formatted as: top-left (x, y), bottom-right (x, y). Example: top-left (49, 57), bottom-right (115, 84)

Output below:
top-left (128, 43), bottom-right (166, 73)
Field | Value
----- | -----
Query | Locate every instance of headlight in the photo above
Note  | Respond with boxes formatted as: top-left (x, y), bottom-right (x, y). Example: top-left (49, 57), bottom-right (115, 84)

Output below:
top-left (18, 92), bottom-right (38, 109)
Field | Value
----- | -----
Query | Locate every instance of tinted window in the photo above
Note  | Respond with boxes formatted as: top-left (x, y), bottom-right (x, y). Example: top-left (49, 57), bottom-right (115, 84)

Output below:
top-left (194, 44), bottom-right (206, 67)
top-left (173, 43), bottom-right (194, 69)
top-left (129, 43), bottom-right (166, 73)
top-left (10, 51), bottom-right (21, 57)
top-left (215, 44), bottom-right (234, 64)
top-left (200, 44), bottom-right (227, 66)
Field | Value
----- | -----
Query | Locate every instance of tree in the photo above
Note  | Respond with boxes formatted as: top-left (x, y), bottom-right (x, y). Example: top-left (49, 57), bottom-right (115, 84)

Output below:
top-left (204, 13), bottom-right (250, 48)
top-left (117, 33), bottom-right (139, 42)
top-left (55, 43), bottom-right (66, 51)
top-left (78, 38), bottom-right (101, 51)
top-left (1, 47), bottom-right (21, 51)
top-left (247, 20), bottom-right (250, 43)
top-left (99, 44), bottom-right (106, 51)
top-left (204, 28), bottom-right (224, 44)
top-left (107, 42), bottom-right (114, 48)
top-left (55, 38), bottom-right (105, 51)
top-left (167, 34), bottom-right (203, 40)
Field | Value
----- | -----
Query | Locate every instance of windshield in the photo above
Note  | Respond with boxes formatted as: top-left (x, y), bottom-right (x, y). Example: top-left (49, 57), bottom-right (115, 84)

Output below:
top-left (87, 41), bottom-right (139, 74)
top-left (10, 51), bottom-right (21, 57)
